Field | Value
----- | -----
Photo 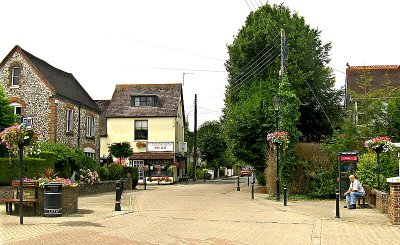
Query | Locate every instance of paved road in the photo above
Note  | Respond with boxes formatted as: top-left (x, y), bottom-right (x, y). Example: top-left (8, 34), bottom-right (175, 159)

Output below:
top-left (1, 180), bottom-right (399, 244)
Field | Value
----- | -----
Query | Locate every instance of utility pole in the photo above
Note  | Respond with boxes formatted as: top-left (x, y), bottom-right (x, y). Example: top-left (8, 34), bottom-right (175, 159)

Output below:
top-left (280, 29), bottom-right (286, 81)
top-left (182, 72), bottom-right (194, 86)
top-left (193, 94), bottom-right (198, 181)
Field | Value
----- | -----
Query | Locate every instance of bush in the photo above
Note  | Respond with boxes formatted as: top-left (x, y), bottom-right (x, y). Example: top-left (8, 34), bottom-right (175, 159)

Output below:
top-left (124, 166), bottom-right (139, 180)
top-left (357, 152), bottom-right (399, 192)
top-left (98, 165), bottom-right (109, 181)
top-left (0, 157), bottom-right (54, 185)
top-left (40, 142), bottom-right (100, 178)
top-left (107, 163), bottom-right (124, 180)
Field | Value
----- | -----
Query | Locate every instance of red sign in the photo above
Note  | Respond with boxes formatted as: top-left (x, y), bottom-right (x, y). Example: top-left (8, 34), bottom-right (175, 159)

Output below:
top-left (340, 156), bottom-right (357, 161)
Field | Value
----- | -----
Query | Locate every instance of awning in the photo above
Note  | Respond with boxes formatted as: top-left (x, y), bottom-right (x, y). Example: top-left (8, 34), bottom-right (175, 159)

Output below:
top-left (131, 152), bottom-right (175, 160)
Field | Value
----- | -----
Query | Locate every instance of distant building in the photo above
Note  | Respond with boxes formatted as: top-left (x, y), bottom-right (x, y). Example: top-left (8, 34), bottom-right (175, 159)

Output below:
top-left (97, 84), bottom-right (186, 182)
top-left (0, 45), bottom-right (100, 158)
top-left (345, 64), bottom-right (400, 123)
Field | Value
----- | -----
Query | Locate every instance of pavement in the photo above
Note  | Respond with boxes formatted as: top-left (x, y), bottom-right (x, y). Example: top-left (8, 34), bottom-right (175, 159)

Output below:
top-left (1, 178), bottom-right (399, 245)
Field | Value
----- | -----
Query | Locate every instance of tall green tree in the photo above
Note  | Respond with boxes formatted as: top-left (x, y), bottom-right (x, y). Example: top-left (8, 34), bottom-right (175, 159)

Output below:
top-left (197, 121), bottom-right (226, 171)
top-left (0, 84), bottom-right (15, 131)
top-left (224, 3), bottom-right (341, 182)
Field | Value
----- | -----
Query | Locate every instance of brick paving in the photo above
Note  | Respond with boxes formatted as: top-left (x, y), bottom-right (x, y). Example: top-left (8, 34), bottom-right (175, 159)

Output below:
top-left (1, 179), bottom-right (400, 244)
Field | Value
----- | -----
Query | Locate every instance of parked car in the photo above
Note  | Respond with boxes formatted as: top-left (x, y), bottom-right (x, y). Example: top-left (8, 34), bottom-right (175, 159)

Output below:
top-left (240, 168), bottom-right (252, 176)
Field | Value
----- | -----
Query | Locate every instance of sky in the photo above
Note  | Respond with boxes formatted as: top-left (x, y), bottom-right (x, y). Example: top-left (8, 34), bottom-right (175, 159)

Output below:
top-left (1, 0), bottom-right (399, 131)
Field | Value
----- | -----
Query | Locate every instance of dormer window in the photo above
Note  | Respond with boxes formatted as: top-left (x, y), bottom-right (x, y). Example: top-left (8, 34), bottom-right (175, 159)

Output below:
top-left (131, 96), bottom-right (156, 107)
top-left (11, 66), bottom-right (20, 86)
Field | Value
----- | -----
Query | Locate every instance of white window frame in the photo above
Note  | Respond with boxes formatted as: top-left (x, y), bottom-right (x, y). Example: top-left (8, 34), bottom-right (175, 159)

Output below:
top-left (66, 109), bottom-right (73, 133)
top-left (86, 116), bottom-right (94, 137)
top-left (84, 147), bottom-right (95, 159)
top-left (9, 102), bottom-right (22, 116)
top-left (11, 66), bottom-right (20, 86)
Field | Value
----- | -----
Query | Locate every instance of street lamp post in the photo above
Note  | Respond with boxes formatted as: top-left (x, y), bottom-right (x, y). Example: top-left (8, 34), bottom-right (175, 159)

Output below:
top-left (272, 94), bottom-right (282, 201)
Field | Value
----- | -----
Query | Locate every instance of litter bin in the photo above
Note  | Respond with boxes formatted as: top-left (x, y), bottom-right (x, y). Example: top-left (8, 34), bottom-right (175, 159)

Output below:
top-left (44, 182), bottom-right (63, 217)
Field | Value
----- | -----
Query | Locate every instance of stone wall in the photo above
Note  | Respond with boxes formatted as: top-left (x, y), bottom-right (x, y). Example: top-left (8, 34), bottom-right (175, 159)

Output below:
top-left (78, 179), bottom-right (132, 196)
top-left (0, 50), bottom-right (53, 142)
top-left (54, 98), bottom-right (100, 158)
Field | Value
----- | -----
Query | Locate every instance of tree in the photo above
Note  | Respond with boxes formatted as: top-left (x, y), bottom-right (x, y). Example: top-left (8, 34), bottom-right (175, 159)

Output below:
top-left (108, 142), bottom-right (133, 164)
top-left (0, 84), bottom-right (15, 131)
top-left (224, 3), bottom-right (341, 182)
top-left (197, 121), bottom-right (226, 171)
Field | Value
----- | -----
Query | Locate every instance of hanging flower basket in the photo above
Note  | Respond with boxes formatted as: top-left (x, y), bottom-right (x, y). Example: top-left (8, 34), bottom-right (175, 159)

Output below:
top-left (364, 136), bottom-right (393, 153)
top-left (136, 141), bottom-right (147, 148)
top-left (0, 124), bottom-right (41, 155)
top-left (267, 131), bottom-right (289, 150)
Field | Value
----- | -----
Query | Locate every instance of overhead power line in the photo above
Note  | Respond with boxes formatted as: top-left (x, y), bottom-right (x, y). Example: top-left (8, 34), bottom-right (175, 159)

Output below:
top-left (133, 66), bottom-right (226, 73)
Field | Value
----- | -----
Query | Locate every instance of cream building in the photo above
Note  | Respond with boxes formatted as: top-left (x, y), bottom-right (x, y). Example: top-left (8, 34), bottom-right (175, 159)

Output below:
top-left (97, 84), bottom-right (186, 183)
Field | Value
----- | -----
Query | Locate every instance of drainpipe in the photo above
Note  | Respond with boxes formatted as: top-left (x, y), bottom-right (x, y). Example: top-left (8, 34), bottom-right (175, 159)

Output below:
top-left (54, 99), bottom-right (58, 143)
top-left (78, 103), bottom-right (81, 148)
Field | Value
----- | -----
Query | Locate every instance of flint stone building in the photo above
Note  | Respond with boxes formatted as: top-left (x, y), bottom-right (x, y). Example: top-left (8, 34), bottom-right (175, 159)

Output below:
top-left (0, 45), bottom-right (100, 158)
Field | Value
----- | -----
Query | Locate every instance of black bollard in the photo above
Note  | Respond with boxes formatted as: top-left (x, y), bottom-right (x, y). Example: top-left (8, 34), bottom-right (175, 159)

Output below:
top-left (335, 189), bottom-right (340, 218)
top-left (237, 176), bottom-right (240, 191)
top-left (120, 179), bottom-right (124, 194)
top-left (186, 174), bottom-right (188, 185)
top-left (251, 182), bottom-right (254, 200)
top-left (252, 174), bottom-right (255, 184)
top-left (204, 172), bottom-right (206, 182)
top-left (247, 174), bottom-right (250, 186)
top-left (115, 181), bottom-right (121, 211)
top-left (144, 176), bottom-right (147, 190)
top-left (283, 185), bottom-right (287, 206)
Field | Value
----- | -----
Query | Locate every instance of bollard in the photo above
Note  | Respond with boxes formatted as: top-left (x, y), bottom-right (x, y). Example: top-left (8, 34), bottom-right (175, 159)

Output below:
top-left (186, 174), bottom-right (188, 184)
top-left (144, 176), bottom-right (147, 190)
top-left (283, 185), bottom-right (287, 206)
top-left (251, 182), bottom-right (254, 200)
top-left (252, 174), bottom-right (255, 184)
top-left (115, 181), bottom-right (122, 211)
top-left (335, 189), bottom-right (340, 218)
top-left (120, 179), bottom-right (124, 194)
top-left (247, 174), bottom-right (250, 186)
top-left (204, 172), bottom-right (206, 182)
top-left (237, 176), bottom-right (240, 191)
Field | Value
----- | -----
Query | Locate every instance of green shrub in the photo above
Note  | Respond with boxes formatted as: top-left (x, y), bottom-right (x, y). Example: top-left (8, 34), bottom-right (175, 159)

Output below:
top-left (107, 163), bottom-right (124, 180)
top-left (357, 152), bottom-right (399, 192)
top-left (40, 142), bottom-right (100, 177)
top-left (38, 151), bottom-right (56, 166)
top-left (124, 166), bottom-right (139, 180)
top-left (98, 165), bottom-right (109, 181)
top-left (0, 157), bottom-right (53, 185)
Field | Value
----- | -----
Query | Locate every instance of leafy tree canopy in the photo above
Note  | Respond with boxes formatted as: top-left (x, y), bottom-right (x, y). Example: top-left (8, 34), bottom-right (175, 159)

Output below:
top-left (108, 142), bottom-right (133, 164)
top-left (0, 84), bottom-right (15, 131)
top-left (197, 120), bottom-right (227, 170)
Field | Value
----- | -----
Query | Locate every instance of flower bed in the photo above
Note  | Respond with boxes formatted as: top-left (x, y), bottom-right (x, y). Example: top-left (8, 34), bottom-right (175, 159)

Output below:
top-left (146, 176), bottom-right (173, 185)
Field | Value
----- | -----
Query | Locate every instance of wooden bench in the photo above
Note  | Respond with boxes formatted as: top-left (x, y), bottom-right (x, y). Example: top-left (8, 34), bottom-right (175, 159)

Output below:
top-left (0, 197), bottom-right (14, 214)
top-left (356, 186), bottom-right (371, 208)
top-left (8, 181), bottom-right (39, 215)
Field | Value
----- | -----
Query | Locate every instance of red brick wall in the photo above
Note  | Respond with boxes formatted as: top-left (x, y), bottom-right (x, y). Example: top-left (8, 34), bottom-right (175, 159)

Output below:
top-left (388, 183), bottom-right (400, 225)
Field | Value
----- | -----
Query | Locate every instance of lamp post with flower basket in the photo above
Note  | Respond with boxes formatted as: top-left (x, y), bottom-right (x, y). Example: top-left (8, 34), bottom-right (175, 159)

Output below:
top-left (0, 123), bottom-right (40, 224)
top-left (364, 136), bottom-right (393, 191)
top-left (271, 94), bottom-right (282, 200)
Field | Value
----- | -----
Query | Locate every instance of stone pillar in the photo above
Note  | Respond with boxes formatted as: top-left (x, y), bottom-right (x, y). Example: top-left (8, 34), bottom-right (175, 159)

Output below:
top-left (387, 177), bottom-right (400, 225)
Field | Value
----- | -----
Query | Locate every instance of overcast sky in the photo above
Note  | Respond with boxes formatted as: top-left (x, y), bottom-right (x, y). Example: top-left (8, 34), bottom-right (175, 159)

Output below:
top-left (1, 0), bottom-right (399, 130)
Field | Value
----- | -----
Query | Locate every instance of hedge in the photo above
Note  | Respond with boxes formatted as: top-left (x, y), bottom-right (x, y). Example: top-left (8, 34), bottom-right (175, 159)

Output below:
top-left (0, 157), bottom-right (55, 185)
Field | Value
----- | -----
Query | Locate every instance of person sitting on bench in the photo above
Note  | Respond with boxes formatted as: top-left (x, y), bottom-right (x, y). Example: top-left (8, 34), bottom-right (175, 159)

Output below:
top-left (344, 175), bottom-right (365, 209)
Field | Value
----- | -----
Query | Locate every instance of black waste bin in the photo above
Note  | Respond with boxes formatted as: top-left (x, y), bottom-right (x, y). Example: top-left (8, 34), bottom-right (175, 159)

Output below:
top-left (44, 182), bottom-right (63, 217)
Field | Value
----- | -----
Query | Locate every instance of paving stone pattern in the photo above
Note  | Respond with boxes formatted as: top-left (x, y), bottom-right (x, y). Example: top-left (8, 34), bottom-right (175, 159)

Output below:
top-left (1, 180), bottom-right (400, 244)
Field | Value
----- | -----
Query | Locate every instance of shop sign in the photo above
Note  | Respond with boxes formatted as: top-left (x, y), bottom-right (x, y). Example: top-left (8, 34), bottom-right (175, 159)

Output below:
top-left (147, 142), bottom-right (174, 152)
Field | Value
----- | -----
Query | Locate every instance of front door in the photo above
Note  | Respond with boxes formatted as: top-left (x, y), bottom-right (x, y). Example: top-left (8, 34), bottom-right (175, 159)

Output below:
top-left (132, 160), bottom-right (145, 182)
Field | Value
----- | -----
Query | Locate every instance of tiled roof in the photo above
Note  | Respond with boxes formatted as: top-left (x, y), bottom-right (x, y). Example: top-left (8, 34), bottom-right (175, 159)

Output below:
top-left (95, 100), bottom-right (110, 136)
top-left (106, 84), bottom-right (183, 118)
top-left (19, 46), bottom-right (100, 112)
top-left (346, 65), bottom-right (400, 94)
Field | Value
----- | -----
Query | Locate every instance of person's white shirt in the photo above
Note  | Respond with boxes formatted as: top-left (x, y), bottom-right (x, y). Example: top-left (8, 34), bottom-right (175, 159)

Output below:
top-left (351, 179), bottom-right (365, 195)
